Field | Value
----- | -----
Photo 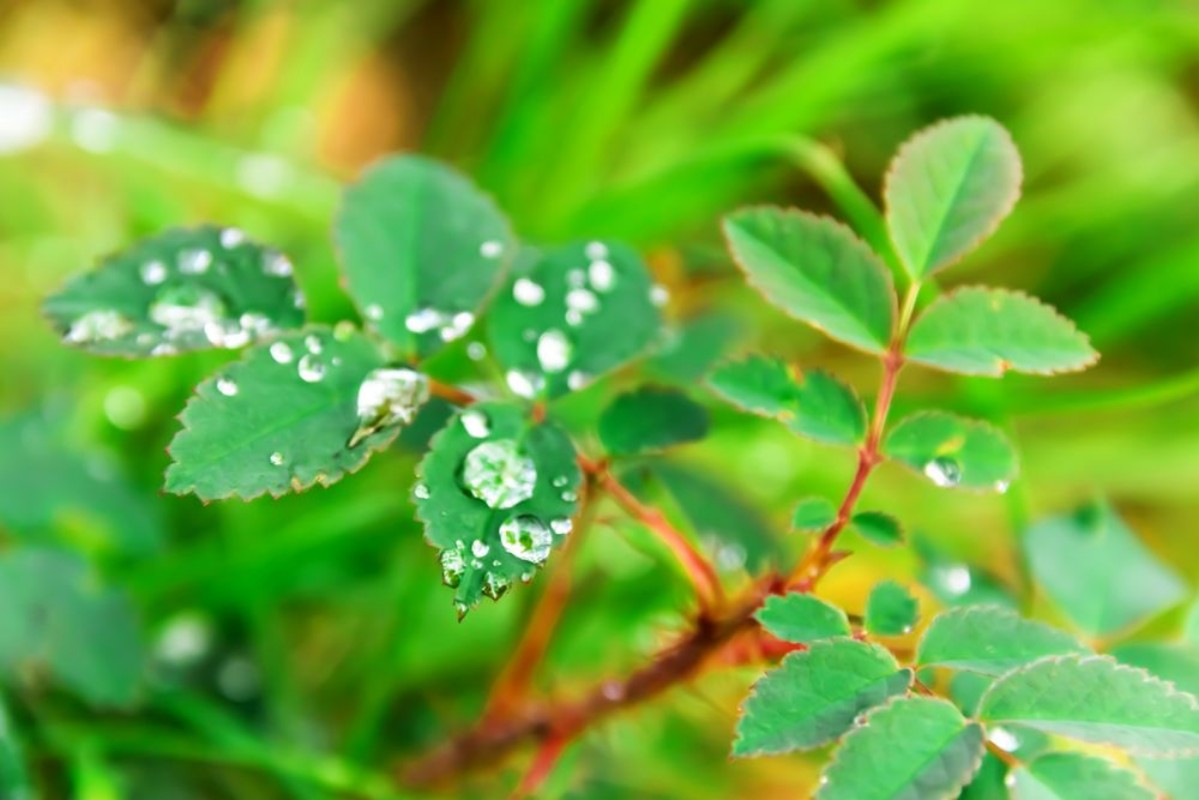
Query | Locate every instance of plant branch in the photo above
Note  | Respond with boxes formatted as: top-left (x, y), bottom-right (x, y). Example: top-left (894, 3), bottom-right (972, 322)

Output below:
top-left (428, 378), bottom-right (477, 406)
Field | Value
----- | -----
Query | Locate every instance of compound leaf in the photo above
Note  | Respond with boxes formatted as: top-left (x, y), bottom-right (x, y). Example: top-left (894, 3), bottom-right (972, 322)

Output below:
top-left (1010, 752), bottom-right (1156, 800)
top-left (733, 638), bottom-right (911, 756)
top-left (336, 155), bottom-right (513, 357)
top-left (598, 387), bottom-right (708, 456)
top-left (44, 226), bottom-right (305, 357)
top-left (906, 288), bottom-right (1097, 376)
top-left (851, 511), bottom-right (903, 547)
top-left (865, 580), bottom-right (919, 636)
top-left (916, 605), bottom-right (1089, 676)
top-left (817, 696), bottom-right (985, 800)
top-left (883, 411), bottom-right (1016, 491)
top-left (792, 497), bottom-right (837, 532)
top-left (885, 116), bottom-right (1022, 279)
top-left (979, 655), bottom-right (1199, 756)
top-left (755, 593), bottom-right (851, 644)
top-left (722, 208), bottom-right (895, 354)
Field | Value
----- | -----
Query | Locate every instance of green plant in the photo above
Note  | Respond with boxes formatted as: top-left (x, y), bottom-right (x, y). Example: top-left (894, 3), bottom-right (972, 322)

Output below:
top-left (35, 115), bottom-right (1198, 798)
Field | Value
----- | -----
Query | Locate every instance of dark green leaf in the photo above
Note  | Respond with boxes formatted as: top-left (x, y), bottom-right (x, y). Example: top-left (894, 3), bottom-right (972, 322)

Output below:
top-left (1010, 752), bottom-right (1155, 800)
top-left (598, 387), bottom-right (708, 456)
top-left (851, 511), bottom-right (902, 547)
top-left (44, 225), bottom-right (305, 357)
top-left (883, 411), bottom-right (1017, 491)
top-left (755, 593), bottom-right (851, 644)
top-left (792, 497), bottom-right (837, 532)
top-left (865, 580), bottom-right (919, 636)
top-left (916, 605), bottom-right (1089, 675)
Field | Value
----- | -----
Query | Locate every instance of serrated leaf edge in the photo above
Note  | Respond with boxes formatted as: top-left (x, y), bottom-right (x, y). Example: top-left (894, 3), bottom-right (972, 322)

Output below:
top-left (883, 409), bottom-right (1020, 493)
top-left (914, 604), bottom-right (1090, 672)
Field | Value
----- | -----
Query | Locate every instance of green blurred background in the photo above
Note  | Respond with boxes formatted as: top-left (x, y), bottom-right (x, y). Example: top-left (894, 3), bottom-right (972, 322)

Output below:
top-left (1, 0), bottom-right (1197, 797)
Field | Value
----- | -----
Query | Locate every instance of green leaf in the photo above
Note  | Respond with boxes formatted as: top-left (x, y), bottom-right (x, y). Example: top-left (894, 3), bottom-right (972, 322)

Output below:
top-left (722, 208), bottom-right (896, 353)
top-left (706, 355), bottom-right (866, 445)
top-left (1138, 754), bottom-right (1199, 799)
top-left (43, 226), bottom-right (305, 357)
top-left (865, 580), bottom-right (919, 636)
top-left (792, 497), bottom-right (837, 532)
top-left (959, 752), bottom-right (1011, 800)
top-left (336, 155), bottom-right (513, 358)
top-left (979, 654), bottom-right (1199, 755)
top-left (1010, 752), bottom-right (1155, 800)
top-left (0, 701), bottom-right (29, 800)
top-left (415, 401), bottom-right (581, 614)
top-left (883, 411), bottom-right (1017, 491)
top-left (850, 511), bottom-right (902, 547)
top-left (1112, 642), bottom-right (1199, 697)
top-left (915, 536), bottom-right (1017, 609)
top-left (165, 326), bottom-right (411, 500)
top-left (884, 116), bottom-right (1022, 279)
top-left (0, 548), bottom-right (142, 707)
top-left (816, 696), bottom-right (985, 800)
top-left (755, 593), bottom-right (851, 644)
top-left (1023, 501), bottom-right (1186, 636)
top-left (488, 242), bottom-right (661, 399)
top-left (916, 605), bottom-right (1089, 676)
top-left (733, 638), bottom-right (911, 756)
top-left (906, 288), bottom-right (1098, 376)
top-left (647, 312), bottom-right (743, 384)
top-left (598, 387), bottom-right (708, 456)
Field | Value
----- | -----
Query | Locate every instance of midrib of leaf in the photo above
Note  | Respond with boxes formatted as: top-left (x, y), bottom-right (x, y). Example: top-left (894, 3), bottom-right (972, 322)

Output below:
top-left (910, 128), bottom-right (989, 272)
top-left (1014, 717), bottom-right (1199, 743)
top-left (891, 723), bottom-right (979, 797)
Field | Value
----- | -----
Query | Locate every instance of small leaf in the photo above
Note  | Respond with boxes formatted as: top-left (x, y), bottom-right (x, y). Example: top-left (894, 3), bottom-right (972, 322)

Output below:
top-left (415, 402), bottom-right (581, 614)
top-left (598, 387), bottom-right (708, 456)
top-left (979, 654), bottom-right (1199, 756)
top-left (850, 511), bottom-right (902, 547)
top-left (706, 355), bottom-right (866, 445)
top-left (885, 116), bottom-right (1022, 279)
top-left (916, 605), bottom-right (1089, 676)
top-left (733, 638), bottom-right (911, 756)
top-left (1024, 501), bottom-right (1186, 636)
top-left (864, 580), bottom-right (919, 636)
top-left (755, 593), bottom-right (851, 644)
top-left (1010, 752), bottom-right (1156, 800)
top-left (906, 288), bottom-right (1098, 376)
top-left (488, 242), bottom-right (661, 399)
top-left (336, 155), bottom-right (513, 358)
top-left (165, 326), bottom-right (408, 500)
top-left (0, 548), bottom-right (142, 708)
top-left (816, 696), bottom-right (985, 800)
top-left (792, 497), bottom-right (837, 532)
top-left (722, 208), bottom-right (896, 354)
top-left (44, 226), bottom-right (305, 357)
top-left (884, 411), bottom-right (1017, 491)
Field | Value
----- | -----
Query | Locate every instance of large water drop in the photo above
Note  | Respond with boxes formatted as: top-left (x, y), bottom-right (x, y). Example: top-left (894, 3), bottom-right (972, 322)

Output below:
top-left (536, 329), bottom-right (572, 374)
top-left (924, 456), bottom-right (962, 488)
top-left (461, 439), bottom-right (537, 509)
top-left (351, 367), bottom-right (430, 447)
top-left (499, 515), bottom-right (552, 563)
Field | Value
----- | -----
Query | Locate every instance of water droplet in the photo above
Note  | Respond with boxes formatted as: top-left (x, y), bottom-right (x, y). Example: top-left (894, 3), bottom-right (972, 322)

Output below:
top-left (567, 371), bottom-right (589, 391)
top-left (923, 456), bottom-right (962, 488)
top-left (333, 320), bottom-right (356, 340)
top-left (467, 341), bottom-right (487, 361)
top-left (155, 613), bottom-right (212, 666)
top-left (220, 228), bottom-right (246, 248)
top-left (239, 312), bottom-right (274, 336)
top-left (483, 571), bottom-right (510, 600)
top-left (269, 451), bottom-right (285, 466)
top-left (565, 309), bottom-right (583, 327)
top-left (149, 285), bottom-right (226, 333)
top-left (365, 304), bottom-right (384, 321)
top-left (506, 370), bottom-right (543, 399)
top-left (460, 409), bottom-right (490, 438)
top-left (140, 260), bottom-right (167, 285)
top-left (462, 439), bottom-right (537, 509)
top-left (550, 517), bottom-right (573, 535)
top-left (406, 307), bottom-right (442, 334)
top-left (650, 285), bottom-right (670, 307)
top-left (305, 334), bottom-right (323, 354)
top-left (64, 309), bottom-right (133, 344)
top-left (352, 367), bottom-right (430, 446)
top-left (499, 515), bottom-right (552, 563)
top-left (994, 478), bottom-right (1011, 494)
top-left (178, 248), bottom-right (212, 275)
top-left (1004, 773), bottom-right (1017, 789)
top-left (262, 251), bottom-right (293, 277)
top-left (552, 476), bottom-right (568, 488)
top-left (566, 287), bottom-right (598, 315)
top-left (440, 311), bottom-right (474, 342)
top-left (441, 546), bottom-right (466, 588)
top-left (413, 482), bottom-right (430, 500)
top-left (585, 241), bottom-right (609, 261)
top-left (480, 239), bottom-right (504, 259)
top-left (204, 319), bottom-right (251, 349)
top-left (536, 329), bottom-right (572, 373)
top-left (216, 376), bottom-right (239, 396)
top-left (567, 269), bottom-right (586, 288)
top-left (513, 277), bottom-right (545, 307)
top-left (561, 490), bottom-right (578, 503)
top-left (270, 341), bottom-right (294, 364)
top-left (988, 726), bottom-right (1020, 753)
top-left (298, 354), bottom-right (326, 383)
top-left (292, 290), bottom-right (306, 309)
top-left (471, 540), bottom-right (491, 558)
top-left (588, 259), bottom-right (615, 292)
top-left (940, 565), bottom-right (972, 596)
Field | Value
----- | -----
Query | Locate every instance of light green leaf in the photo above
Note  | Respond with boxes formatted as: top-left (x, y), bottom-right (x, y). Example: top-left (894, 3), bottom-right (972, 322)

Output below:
top-left (1010, 752), bottom-right (1156, 800)
top-left (851, 511), bottom-right (903, 547)
top-left (817, 696), bottom-right (985, 800)
top-left (883, 411), bottom-right (1017, 491)
top-left (1023, 501), bottom-right (1186, 636)
top-left (0, 548), bottom-right (142, 708)
top-left (488, 242), bottom-right (661, 399)
top-left (865, 580), bottom-right (919, 636)
top-left (647, 312), bottom-right (743, 384)
top-left (722, 208), bottom-right (896, 353)
top-left (43, 226), bottom-right (305, 357)
top-left (755, 593), bottom-right (851, 644)
top-left (1138, 754), bottom-right (1199, 799)
top-left (415, 402), bottom-right (581, 614)
top-left (884, 116), bottom-right (1022, 279)
top-left (598, 387), bottom-right (708, 456)
top-left (916, 605), bottom-right (1089, 676)
top-left (979, 655), bottom-right (1199, 755)
top-left (165, 326), bottom-right (409, 500)
top-left (1113, 642), bottom-right (1199, 697)
top-left (906, 288), bottom-right (1098, 376)
top-left (792, 497), bottom-right (838, 532)
top-left (336, 155), bottom-right (513, 357)
top-left (706, 355), bottom-right (866, 445)
top-left (733, 639), bottom-right (911, 756)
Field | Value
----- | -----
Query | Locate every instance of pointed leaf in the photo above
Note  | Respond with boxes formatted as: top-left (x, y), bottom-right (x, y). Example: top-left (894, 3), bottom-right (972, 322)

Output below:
top-left (817, 696), bottom-right (985, 800)
top-left (336, 156), bottom-right (513, 357)
top-left (851, 511), bottom-right (903, 547)
top-left (792, 497), bottom-right (837, 532)
top-left (884, 411), bottom-right (1017, 491)
top-left (415, 402), bottom-right (581, 614)
top-left (165, 326), bottom-right (409, 500)
top-left (1010, 752), bottom-right (1156, 800)
top-left (488, 242), bottom-right (661, 399)
top-left (44, 226), bottom-right (305, 357)
top-left (755, 593), bottom-right (851, 644)
top-left (885, 116), bottom-right (1022, 278)
top-left (865, 580), bottom-right (919, 636)
top-left (906, 288), bottom-right (1097, 376)
top-left (707, 355), bottom-right (866, 445)
top-left (979, 655), bottom-right (1199, 755)
top-left (722, 208), bottom-right (896, 353)
top-left (916, 605), bottom-right (1089, 676)
top-left (1024, 501), bottom-right (1186, 636)
top-left (733, 639), bottom-right (911, 756)
top-left (598, 387), bottom-right (708, 456)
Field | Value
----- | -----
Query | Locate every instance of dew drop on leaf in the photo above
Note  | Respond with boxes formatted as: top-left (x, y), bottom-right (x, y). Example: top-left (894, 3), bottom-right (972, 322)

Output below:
top-left (461, 438), bottom-right (537, 509)
top-left (305, 334), bottom-right (323, 354)
top-left (149, 285), bottom-right (226, 334)
top-left (585, 241), bottom-right (608, 260)
top-left (650, 284), bottom-right (670, 307)
top-left (567, 370), bottom-right (590, 391)
top-left (480, 239), bottom-right (504, 259)
top-left (262, 251), bottom-right (293, 277)
top-left (588, 259), bottom-right (615, 292)
top-left (923, 456), bottom-right (962, 487)
top-left (269, 341), bottom-right (294, 364)
top-left (513, 277), bottom-right (545, 307)
top-left (140, 260), bottom-right (167, 285)
top-left (499, 515), bottom-right (552, 563)
top-left (550, 517), bottom-right (573, 535)
top-left (566, 287), bottom-right (598, 316)
top-left (440, 546), bottom-right (466, 587)
top-left (351, 367), bottom-right (430, 446)
top-left (536, 329), bottom-right (572, 373)
top-left (994, 478), bottom-right (1011, 494)
top-left (406, 307), bottom-right (441, 334)
top-left (177, 248), bottom-right (212, 275)
top-left (483, 571), bottom-right (511, 600)
top-left (506, 370), bottom-right (542, 399)
top-left (297, 353), bottom-right (326, 383)
top-left (471, 540), bottom-right (490, 558)
top-left (365, 304), bottom-right (384, 321)
top-left (460, 409), bottom-right (490, 438)
top-left (220, 227), bottom-right (246, 248)
top-left (216, 376), bottom-right (238, 397)
top-left (269, 451), bottom-right (285, 466)
top-left (467, 341), bottom-right (487, 361)
top-left (64, 308), bottom-right (133, 344)
top-left (413, 482), bottom-right (430, 500)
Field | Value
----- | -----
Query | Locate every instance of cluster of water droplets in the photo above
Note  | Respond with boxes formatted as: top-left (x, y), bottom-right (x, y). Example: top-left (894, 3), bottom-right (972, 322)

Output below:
top-left (364, 301), bottom-right (477, 345)
top-left (350, 366), bottom-right (431, 447)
